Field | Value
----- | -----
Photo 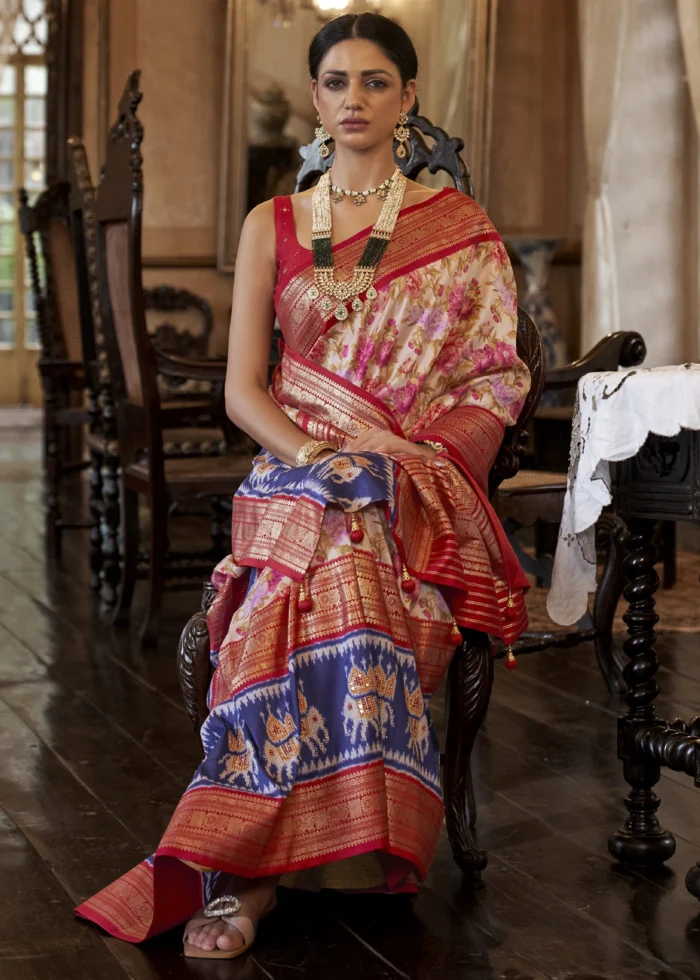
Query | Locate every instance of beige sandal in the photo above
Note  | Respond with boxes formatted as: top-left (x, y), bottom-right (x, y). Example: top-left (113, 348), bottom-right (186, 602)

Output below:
top-left (183, 894), bottom-right (274, 960)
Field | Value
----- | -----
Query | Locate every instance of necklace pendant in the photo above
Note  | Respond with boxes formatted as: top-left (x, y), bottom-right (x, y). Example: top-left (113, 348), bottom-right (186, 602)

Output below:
top-left (376, 187), bottom-right (389, 201)
top-left (311, 169), bottom-right (406, 322)
top-left (331, 190), bottom-right (344, 204)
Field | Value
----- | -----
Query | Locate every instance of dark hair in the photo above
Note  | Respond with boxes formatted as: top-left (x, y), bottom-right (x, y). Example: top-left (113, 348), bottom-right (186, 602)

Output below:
top-left (308, 13), bottom-right (418, 87)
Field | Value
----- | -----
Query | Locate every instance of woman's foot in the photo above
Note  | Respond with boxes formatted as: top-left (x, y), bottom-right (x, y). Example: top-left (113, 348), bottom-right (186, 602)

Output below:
top-left (184, 875), bottom-right (279, 954)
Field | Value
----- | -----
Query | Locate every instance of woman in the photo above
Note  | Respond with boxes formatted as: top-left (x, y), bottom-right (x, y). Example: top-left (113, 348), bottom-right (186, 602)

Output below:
top-left (76, 12), bottom-right (531, 960)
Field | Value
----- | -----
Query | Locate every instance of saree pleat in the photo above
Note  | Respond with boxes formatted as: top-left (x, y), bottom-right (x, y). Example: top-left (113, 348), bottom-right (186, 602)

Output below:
top-left (75, 188), bottom-right (531, 942)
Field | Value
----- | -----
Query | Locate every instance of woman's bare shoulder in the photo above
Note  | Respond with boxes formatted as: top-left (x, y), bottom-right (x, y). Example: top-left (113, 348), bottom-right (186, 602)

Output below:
top-left (243, 198), bottom-right (276, 232)
top-left (402, 179), bottom-right (445, 205)
top-left (239, 200), bottom-right (278, 260)
top-left (285, 188), bottom-right (314, 217)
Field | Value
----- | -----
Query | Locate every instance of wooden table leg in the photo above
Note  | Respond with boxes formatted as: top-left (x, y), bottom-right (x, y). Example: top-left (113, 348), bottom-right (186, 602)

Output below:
top-left (592, 513), bottom-right (627, 696)
top-left (608, 517), bottom-right (676, 866)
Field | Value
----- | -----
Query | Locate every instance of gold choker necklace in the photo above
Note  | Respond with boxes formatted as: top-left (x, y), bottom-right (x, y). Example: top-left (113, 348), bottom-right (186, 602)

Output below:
top-left (308, 167), bottom-right (406, 322)
top-left (330, 173), bottom-right (394, 206)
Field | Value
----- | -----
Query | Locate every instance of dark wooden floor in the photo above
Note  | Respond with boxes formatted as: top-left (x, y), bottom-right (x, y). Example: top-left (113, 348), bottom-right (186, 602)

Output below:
top-left (3, 427), bottom-right (700, 980)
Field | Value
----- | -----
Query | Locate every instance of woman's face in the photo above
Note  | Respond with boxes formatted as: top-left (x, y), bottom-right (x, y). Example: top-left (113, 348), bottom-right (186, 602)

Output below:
top-left (312, 39), bottom-right (415, 155)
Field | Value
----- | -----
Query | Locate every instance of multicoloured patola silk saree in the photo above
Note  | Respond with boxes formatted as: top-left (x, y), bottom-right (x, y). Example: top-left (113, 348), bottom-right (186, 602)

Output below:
top-left (76, 187), bottom-right (531, 941)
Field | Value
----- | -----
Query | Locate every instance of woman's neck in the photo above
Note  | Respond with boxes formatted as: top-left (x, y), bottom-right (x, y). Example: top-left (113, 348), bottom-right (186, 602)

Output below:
top-left (329, 146), bottom-right (398, 192)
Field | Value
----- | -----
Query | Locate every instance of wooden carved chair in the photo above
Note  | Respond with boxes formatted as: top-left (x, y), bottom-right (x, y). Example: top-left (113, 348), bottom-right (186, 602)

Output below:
top-left (94, 71), bottom-right (254, 645)
top-left (67, 134), bottom-right (236, 609)
top-left (18, 182), bottom-right (97, 560)
top-left (66, 140), bottom-right (122, 602)
top-left (494, 330), bottom-right (647, 695)
top-left (294, 106), bottom-right (641, 689)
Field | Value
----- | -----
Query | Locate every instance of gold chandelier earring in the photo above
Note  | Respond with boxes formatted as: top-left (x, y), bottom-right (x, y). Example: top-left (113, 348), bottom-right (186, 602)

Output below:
top-left (393, 110), bottom-right (410, 160)
top-left (315, 116), bottom-right (332, 159)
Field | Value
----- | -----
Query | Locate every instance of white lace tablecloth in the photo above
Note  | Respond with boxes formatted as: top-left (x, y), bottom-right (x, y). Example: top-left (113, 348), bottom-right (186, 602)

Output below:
top-left (547, 364), bottom-right (700, 626)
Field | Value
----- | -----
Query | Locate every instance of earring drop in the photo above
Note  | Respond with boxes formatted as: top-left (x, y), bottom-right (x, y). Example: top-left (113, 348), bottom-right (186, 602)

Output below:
top-left (393, 110), bottom-right (410, 160)
top-left (315, 116), bottom-right (332, 159)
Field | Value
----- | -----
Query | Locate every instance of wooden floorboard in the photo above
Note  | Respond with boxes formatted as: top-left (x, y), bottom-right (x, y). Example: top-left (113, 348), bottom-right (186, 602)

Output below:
top-left (0, 808), bottom-right (130, 980)
top-left (4, 427), bottom-right (700, 978)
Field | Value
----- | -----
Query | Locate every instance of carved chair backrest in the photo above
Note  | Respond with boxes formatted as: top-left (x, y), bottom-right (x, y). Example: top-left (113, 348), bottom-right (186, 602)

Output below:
top-left (18, 182), bottom-right (86, 365)
top-left (67, 137), bottom-right (119, 434)
top-left (488, 309), bottom-right (545, 495)
top-left (144, 285), bottom-right (214, 359)
top-left (94, 70), bottom-right (164, 471)
top-left (295, 103), bottom-right (474, 194)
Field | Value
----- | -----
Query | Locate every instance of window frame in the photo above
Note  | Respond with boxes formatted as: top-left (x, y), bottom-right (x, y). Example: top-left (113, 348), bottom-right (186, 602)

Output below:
top-left (0, 50), bottom-right (46, 352)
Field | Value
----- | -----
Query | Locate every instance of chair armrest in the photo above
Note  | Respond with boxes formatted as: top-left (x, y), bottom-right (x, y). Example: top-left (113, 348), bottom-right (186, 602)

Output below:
top-left (545, 331), bottom-right (647, 391)
top-left (38, 358), bottom-right (85, 380)
top-left (156, 350), bottom-right (227, 382)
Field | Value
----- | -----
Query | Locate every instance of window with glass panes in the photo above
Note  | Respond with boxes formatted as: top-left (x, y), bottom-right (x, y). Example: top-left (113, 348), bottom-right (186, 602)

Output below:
top-left (0, 0), bottom-right (47, 352)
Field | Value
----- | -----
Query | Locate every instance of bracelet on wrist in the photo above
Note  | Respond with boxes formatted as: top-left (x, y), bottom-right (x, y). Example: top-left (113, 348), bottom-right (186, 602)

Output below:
top-left (418, 439), bottom-right (446, 456)
top-left (295, 439), bottom-right (339, 467)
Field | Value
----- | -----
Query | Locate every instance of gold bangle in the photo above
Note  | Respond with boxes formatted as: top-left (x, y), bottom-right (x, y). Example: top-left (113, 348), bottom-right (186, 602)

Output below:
top-left (308, 441), bottom-right (338, 464)
top-left (295, 439), bottom-right (338, 467)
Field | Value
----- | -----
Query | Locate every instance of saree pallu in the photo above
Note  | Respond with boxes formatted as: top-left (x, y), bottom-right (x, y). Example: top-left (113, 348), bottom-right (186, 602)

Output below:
top-left (75, 187), bottom-right (531, 942)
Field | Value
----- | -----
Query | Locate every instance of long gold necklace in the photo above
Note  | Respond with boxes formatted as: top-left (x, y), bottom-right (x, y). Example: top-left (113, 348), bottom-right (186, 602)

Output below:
top-left (308, 167), bottom-right (406, 322)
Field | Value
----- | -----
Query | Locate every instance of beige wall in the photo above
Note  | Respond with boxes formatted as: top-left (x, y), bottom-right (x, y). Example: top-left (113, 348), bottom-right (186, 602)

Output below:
top-left (82, 0), bottom-right (583, 355)
top-left (488, 0), bottom-right (583, 354)
top-left (109, 0), bottom-right (224, 261)
top-left (83, 0), bottom-right (232, 350)
top-left (489, 0), bottom-right (583, 240)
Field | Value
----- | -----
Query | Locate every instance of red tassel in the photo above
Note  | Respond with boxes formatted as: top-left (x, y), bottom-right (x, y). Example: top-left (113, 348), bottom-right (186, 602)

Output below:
top-left (401, 564), bottom-right (417, 593)
top-left (505, 647), bottom-right (517, 670)
top-left (450, 623), bottom-right (463, 646)
top-left (504, 592), bottom-right (519, 621)
top-left (349, 514), bottom-right (364, 543)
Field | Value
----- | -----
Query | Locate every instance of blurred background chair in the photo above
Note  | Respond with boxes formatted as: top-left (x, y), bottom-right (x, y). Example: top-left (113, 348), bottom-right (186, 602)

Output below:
top-left (91, 71), bottom-right (253, 645)
top-left (19, 180), bottom-right (97, 561)
top-left (66, 83), bottom-right (251, 613)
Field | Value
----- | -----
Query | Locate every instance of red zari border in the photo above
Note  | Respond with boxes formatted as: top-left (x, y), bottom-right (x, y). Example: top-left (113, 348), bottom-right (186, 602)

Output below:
top-left (75, 766), bottom-right (443, 943)
top-left (272, 340), bottom-right (404, 438)
top-left (265, 349), bottom-right (528, 640)
top-left (411, 405), bottom-right (504, 494)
